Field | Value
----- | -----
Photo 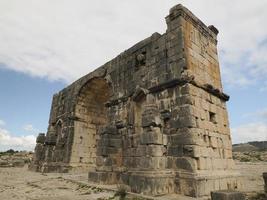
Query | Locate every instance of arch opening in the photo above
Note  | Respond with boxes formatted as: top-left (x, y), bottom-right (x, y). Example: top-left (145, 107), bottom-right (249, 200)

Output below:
top-left (71, 78), bottom-right (111, 171)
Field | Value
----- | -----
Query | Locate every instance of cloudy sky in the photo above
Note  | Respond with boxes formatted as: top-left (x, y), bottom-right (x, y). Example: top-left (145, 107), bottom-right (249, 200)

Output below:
top-left (0, 0), bottom-right (267, 151)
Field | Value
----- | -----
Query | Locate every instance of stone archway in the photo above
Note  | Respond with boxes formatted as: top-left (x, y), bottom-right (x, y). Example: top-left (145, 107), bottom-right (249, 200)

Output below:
top-left (70, 78), bottom-right (111, 171)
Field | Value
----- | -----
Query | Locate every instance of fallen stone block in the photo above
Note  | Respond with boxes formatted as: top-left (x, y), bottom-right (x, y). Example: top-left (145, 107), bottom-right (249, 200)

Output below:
top-left (263, 172), bottom-right (267, 194)
top-left (211, 190), bottom-right (245, 200)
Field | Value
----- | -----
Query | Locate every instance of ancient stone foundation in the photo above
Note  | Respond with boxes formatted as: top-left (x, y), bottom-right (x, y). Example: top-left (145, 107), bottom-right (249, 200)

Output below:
top-left (31, 4), bottom-right (241, 198)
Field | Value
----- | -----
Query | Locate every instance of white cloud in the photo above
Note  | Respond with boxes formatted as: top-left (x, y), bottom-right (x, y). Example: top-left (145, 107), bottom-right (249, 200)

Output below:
top-left (231, 122), bottom-right (267, 144)
top-left (0, 0), bottom-right (266, 87)
top-left (180, 1), bottom-right (267, 88)
top-left (23, 124), bottom-right (38, 133)
top-left (0, 119), bottom-right (5, 127)
top-left (0, 127), bottom-right (36, 151)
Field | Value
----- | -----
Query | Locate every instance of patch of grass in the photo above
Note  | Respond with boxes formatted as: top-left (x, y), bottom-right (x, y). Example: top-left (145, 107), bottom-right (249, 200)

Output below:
top-left (115, 185), bottom-right (127, 200)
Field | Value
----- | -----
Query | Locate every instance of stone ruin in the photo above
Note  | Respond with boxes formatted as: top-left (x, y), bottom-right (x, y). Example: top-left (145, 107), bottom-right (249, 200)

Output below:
top-left (30, 4), bottom-right (241, 199)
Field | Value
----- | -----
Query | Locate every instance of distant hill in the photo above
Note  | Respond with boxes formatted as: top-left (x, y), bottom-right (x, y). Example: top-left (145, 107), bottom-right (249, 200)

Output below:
top-left (233, 141), bottom-right (267, 152)
top-left (247, 141), bottom-right (267, 150)
top-left (232, 141), bottom-right (267, 162)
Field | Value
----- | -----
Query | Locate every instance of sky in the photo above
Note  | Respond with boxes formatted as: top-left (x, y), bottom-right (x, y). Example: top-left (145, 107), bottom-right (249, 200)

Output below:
top-left (0, 0), bottom-right (267, 151)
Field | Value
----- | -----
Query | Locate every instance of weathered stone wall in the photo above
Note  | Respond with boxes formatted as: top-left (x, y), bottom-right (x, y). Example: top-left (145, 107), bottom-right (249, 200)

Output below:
top-left (31, 4), bottom-right (240, 198)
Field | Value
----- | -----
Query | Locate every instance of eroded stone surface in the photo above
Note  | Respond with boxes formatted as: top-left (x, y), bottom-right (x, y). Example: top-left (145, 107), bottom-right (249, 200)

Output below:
top-left (30, 4), bottom-right (240, 199)
top-left (211, 191), bottom-right (245, 200)
top-left (263, 172), bottom-right (267, 195)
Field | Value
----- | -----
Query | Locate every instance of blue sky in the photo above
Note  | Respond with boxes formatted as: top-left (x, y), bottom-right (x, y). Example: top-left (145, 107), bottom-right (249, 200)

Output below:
top-left (0, 0), bottom-right (267, 150)
top-left (0, 65), bottom-right (65, 135)
top-left (0, 65), bottom-right (65, 150)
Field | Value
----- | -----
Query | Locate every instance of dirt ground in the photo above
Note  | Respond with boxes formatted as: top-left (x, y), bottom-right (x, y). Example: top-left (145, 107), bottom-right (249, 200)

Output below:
top-left (0, 162), bottom-right (266, 200)
top-left (0, 166), bottom-right (115, 200)
top-left (236, 161), bottom-right (267, 199)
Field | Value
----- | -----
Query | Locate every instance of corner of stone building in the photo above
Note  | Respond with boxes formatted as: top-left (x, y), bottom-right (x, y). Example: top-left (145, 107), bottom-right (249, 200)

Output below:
top-left (164, 4), bottom-right (242, 198)
top-left (166, 4), bottom-right (223, 92)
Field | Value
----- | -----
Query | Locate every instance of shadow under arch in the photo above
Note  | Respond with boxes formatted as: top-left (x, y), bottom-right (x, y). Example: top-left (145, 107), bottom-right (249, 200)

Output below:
top-left (70, 77), bottom-right (112, 171)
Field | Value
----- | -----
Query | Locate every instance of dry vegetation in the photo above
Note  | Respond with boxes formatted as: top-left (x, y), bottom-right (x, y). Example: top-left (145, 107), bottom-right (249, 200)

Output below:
top-left (233, 151), bottom-right (267, 162)
top-left (233, 141), bottom-right (267, 162)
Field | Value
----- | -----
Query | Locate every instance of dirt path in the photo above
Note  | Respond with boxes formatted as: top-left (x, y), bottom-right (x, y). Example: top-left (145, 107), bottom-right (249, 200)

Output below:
top-left (0, 166), bottom-right (114, 200)
top-left (236, 161), bottom-right (267, 193)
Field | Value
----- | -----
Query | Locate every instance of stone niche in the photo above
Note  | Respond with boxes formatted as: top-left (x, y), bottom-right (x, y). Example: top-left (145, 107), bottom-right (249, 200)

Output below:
top-left (30, 4), bottom-right (241, 199)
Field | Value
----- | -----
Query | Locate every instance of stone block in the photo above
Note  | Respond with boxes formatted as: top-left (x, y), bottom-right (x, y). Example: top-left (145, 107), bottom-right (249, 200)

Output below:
top-left (146, 145), bottom-right (166, 157)
top-left (211, 191), bottom-right (245, 200)
top-left (108, 138), bottom-right (122, 148)
top-left (167, 145), bottom-right (183, 156)
top-left (170, 111), bottom-right (197, 128)
top-left (97, 146), bottom-right (118, 156)
top-left (178, 105), bottom-right (193, 117)
top-left (141, 104), bottom-right (161, 127)
top-left (36, 133), bottom-right (46, 144)
top-left (176, 177), bottom-right (197, 197)
top-left (174, 157), bottom-right (196, 172)
top-left (137, 156), bottom-right (167, 169)
top-left (176, 95), bottom-right (194, 105)
top-left (142, 113), bottom-right (161, 128)
top-left (120, 172), bottom-right (129, 185)
top-left (98, 138), bottom-right (109, 146)
top-left (99, 125), bottom-right (118, 135)
top-left (45, 134), bottom-right (57, 146)
top-left (135, 146), bottom-right (146, 157)
top-left (197, 157), bottom-right (213, 170)
top-left (128, 173), bottom-right (174, 195)
top-left (34, 143), bottom-right (45, 161)
top-left (263, 172), bottom-right (267, 194)
top-left (169, 128), bottom-right (204, 146)
top-left (140, 127), bottom-right (163, 145)
top-left (88, 171), bottom-right (119, 184)
top-left (183, 145), bottom-right (201, 158)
